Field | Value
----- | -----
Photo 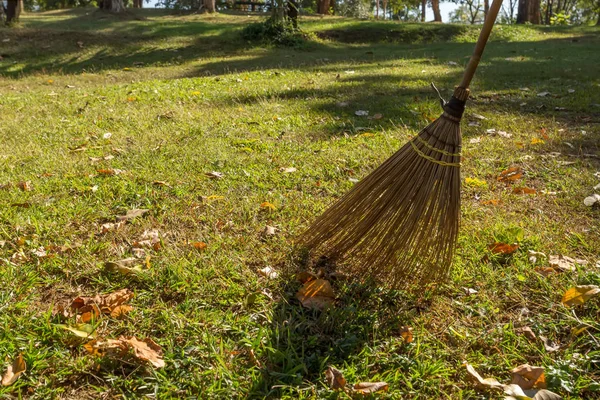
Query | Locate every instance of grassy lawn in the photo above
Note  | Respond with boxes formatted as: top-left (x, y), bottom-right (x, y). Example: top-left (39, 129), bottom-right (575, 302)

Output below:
top-left (1, 9), bottom-right (599, 399)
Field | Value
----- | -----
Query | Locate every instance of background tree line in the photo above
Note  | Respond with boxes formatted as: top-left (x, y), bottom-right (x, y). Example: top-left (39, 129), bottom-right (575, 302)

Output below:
top-left (3, 0), bottom-right (598, 25)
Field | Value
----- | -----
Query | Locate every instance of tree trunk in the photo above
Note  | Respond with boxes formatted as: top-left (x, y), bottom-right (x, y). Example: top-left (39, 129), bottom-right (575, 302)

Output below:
top-left (102, 0), bottom-right (126, 13)
top-left (376, 0), bottom-right (379, 19)
top-left (133, 0), bottom-right (143, 8)
top-left (203, 0), bottom-right (215, 12)
top-left (287, 0), bottom-right (298, 27)
top-left (318, 0), bottom-right (330, 14)
top-left (529, 0), bottom-right (540, 23)
top-left (6, 0), bottom-right (19, 23)
top-left (421, 0), bottom-right (426, 21)
top-left (484, 0), bottom-right (489, 16)
top-left (517, 0), bottom-right (527, 23)
top-left (431, 0), bottom-right (442, 21)
top-left (382, 0), bottom-right (387, 19)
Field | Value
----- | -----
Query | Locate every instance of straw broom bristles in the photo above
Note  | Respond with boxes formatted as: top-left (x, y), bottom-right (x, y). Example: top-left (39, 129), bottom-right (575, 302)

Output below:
top-left (301, 86), bottom-right (470, 289)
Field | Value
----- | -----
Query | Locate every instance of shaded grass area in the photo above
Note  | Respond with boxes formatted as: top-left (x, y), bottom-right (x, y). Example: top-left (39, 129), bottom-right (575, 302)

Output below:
top-left (0, 10), bottom-right (599, 399)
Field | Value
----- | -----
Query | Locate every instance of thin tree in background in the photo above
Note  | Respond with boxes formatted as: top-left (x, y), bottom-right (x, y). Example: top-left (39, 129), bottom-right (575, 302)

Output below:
top-left (517, 0), bottom-right (541, 23)
top-left (421, 0), bottom-right (426, 20)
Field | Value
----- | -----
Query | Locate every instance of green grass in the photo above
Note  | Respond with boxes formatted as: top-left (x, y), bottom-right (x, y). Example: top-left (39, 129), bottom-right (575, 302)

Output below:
top-left (1, 9), bottom-right (599, 399)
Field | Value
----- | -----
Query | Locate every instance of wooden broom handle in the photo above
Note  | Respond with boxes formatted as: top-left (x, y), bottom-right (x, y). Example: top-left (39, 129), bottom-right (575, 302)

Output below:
top-left (459, 0), bottom-right (504, 89)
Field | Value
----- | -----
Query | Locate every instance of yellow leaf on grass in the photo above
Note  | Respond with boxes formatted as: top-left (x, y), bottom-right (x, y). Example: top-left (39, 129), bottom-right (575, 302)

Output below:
top-left (464, 363), bottom-right (504, 391)
top-left (57, 323), bottom-right (96, 338)
top-left (1, 354), bottom-right (26, 386)
top-left (531, 137), bottom-right (545, 145)
top-left (260, 202), bottom-right (276, 211)
top-left (561, 285), bottom-right (600, 307)
top-left (296, 279), bottom-right (335, 310)
top-left (104, 259), bottom-right (144, 276)
top-left (510, 364), bottom-right (546, 390)
top-left (325, 366), bottom-right (346, 390)
top-left (465, 177), bottom-right (488, 188)
top-left (353, 382), bottom-right (389, 394)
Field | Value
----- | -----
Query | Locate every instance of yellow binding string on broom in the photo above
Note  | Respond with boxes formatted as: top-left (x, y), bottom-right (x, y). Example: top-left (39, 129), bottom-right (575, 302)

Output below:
top-left (409, 140), bottom-right (461, 167)
top-left (413, 135), bottom-right (461, 157)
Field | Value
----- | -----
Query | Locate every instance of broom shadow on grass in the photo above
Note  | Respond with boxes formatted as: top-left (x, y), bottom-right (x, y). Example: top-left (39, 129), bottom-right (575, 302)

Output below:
top-left (247, 253), bottom-right (434, 398)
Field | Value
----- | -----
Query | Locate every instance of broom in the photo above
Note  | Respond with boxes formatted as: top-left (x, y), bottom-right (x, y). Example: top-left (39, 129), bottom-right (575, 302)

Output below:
top-left (300, 0), bottom-right (504, 288)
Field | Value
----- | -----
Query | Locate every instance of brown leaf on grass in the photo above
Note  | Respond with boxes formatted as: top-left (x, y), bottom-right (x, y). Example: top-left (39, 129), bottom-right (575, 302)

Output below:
top-left (489, 242), bottom-right (519, 255)
top-left (465, 363), bottom-right (504, 391)
top-left (11, 202), bottom-right (32, 208)
top-left (549, 255), bottom-right (587, 272)
top-left (516, 326), bottom-right (537, 341)
top-left (263, 225), bottom-right (277, 236)
top-left (497, 167), bottom-right (523, 182)
top-left (97, 168), bottom-right (125, 176)
top-left (531, 389), bottom-right (562, 400)
top-left (84, 336), bottom-right (164, 368)
top-left (482, 199), bottom-right (502, 206)
top-left (296, 279), bottom-right (335, 310)
top-left (325, 366), bottom-right (346, 390)
top-left (510, 364), bottom-right (546, 390)
top-left (535, 267), bottom-right (557, 277)
top-left (2, 354), bottom-right (26, 386)
top-left (125, 337), bottom-right (165, 368)
top-left (117, 209), bottom-right (149, 221)
top-left (513, 187), bottom-right (537, 195)
top-left (399, 326), bottom-right (413, 343)
top-left (353, 382), bottom-right (389, 394)
top-left (192, 241), bottom-right (207, 251)
top-left (561, 285), bottom-right (600, 307)
top-left (72, 289), bottom-right (134, 319)
top-left (133, 230), bottom-right (161, 251)
top-left (104, 258), bottom-right (144, 275)
top-left (17, 181), bottom-right (32, 191)
top-left (372, 113), bottom-right (383, 120)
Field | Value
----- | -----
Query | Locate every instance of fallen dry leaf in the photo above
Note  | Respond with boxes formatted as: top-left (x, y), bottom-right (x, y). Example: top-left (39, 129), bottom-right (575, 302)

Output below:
top-left (97, 168), bottom-right (125, 176)
top-left (17, 181), bottom-right (32, 191)
top-left (280, 167), bottom-right (297, 173)
top-left (152, 181), bottom-right (171, 187)
top-left (511, 364), bottom-right (546, 390)
top-left (260, 202), bottom-right (276, 211)
top-left (263, 225), bottom-right (277, 236)
top-left (258, 266), bottom-right (278, 279)
top-left (561, 285), bottom-right (600, 307)
top-left (72, 289), bottom-right (134, 318)
top-left (117, 209), bottom-right (149, 221)
top-left (465, 363), bottom-right (504, 391)
top-left (529, 389), bottom-right (562, 400)
top-left (205, 171), bottom-right (224, 179)
top-left (192, 241), bottom-right (207, 251)
top-left (325, 366), bottom-right (346, 390)
top-left (482, 199), bottom-right (501, 206)
top-left (399, 326), bottom-right (413, 343)
top-left (372, 113), bottom-right (383, 120)
top-left (296, 279), bottom-right (335, 310)
top-left (84, 336), bottom-right (164, 368)
top-left (513, 187), bottom-right (537, 195)
top-left (100, 221), bottom-right (125, 234)
top-left (489, 242), bottom-right (519, 255)
top-left (57, 323), bottom-right (96, 338)
top-left (497, 167), bottom-right (523, 182)
top-left (549, 255), bottom-right (587, 272)
top-left (353, 382), bottom-right (389, 394)
top-left (531, 137), bottom-right (545, 145)
top-left (104, 258), bottom-right (144, 275)
top-left (1, 354), bottom-right (26, 386)
top-left (516, 326), bottom-right (536, 341)
top-left (125, 336), bottom-right (165, 368)
top-left (133, 230), bottom-right (161, 251)
top-left (539, 336), bottom-right (560, 353)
